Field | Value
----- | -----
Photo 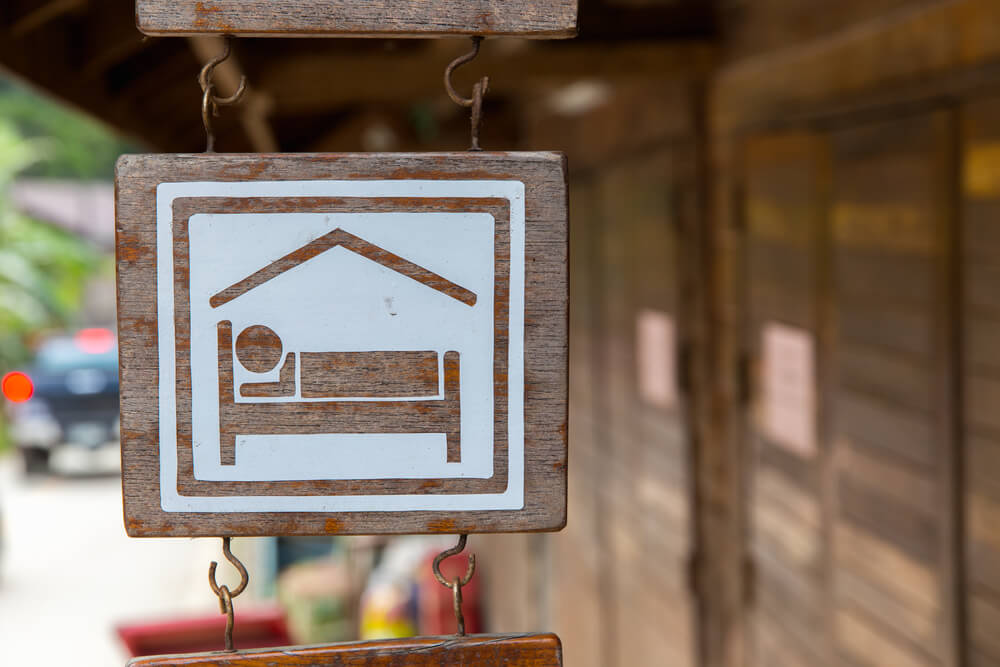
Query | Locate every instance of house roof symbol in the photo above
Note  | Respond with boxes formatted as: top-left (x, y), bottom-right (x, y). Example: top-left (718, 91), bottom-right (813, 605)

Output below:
top-left (209, 228), bottom-right (477, 309)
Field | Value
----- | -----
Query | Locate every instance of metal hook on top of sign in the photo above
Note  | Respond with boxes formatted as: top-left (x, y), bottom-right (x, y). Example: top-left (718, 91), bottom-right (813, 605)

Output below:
top-left (444, 36), bottom-right (490, 151)
top-left (198, 35), bottom-right (248, 153)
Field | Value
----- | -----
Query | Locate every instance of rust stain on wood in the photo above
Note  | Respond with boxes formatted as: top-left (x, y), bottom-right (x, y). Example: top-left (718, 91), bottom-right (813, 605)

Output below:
top-left (427, 518), bottom-right (457, 532)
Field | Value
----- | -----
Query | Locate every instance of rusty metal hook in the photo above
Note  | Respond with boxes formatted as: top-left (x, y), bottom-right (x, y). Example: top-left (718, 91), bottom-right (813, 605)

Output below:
top-left (444, 37), bottom-right (489, 151)
top-left (198, 35), bottom-right (248, 152)
top-left (208, 537), bottom-right (249, 651)
top-left (432, 534), bottom-right (476, 587)
top-left (432, 534), bottom-right (476, 636)
top-left (208, 536), bottom-right (249, 599)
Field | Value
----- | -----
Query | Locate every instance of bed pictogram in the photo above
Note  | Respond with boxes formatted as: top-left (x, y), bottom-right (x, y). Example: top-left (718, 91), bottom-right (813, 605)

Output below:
top-left (209, 229), bottom-right (475, 467)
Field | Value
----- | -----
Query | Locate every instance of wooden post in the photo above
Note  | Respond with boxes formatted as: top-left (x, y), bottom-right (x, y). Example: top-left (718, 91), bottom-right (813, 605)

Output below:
top-left (688, 81), bottom-right (748, 667)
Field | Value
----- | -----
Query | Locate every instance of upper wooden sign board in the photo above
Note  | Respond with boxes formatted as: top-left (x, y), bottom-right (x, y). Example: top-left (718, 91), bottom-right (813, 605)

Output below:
top-left (135, 0), bottom-right (578, 38)
top-left (116, 151), bottom-right (568, 537)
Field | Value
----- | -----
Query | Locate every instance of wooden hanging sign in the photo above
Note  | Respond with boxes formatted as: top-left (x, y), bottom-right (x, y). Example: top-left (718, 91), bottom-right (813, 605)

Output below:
top-left (115, 152), bottom-right (568, 537)
top-left (128, 633), bottom-right (562, 666)
top-left (135, 0), bottom-right (578, 38)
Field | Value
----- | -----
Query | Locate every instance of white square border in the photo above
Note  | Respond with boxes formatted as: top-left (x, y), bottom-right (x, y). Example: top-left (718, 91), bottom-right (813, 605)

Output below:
top-left (155, 180), bottom-right (525, 512)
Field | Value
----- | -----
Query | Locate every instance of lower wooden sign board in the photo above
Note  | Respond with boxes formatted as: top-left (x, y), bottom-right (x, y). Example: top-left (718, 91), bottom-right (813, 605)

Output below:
top-left (116, 152), bottom-right (568, 536)
top-left (127, 633), bottom-right (562, 666)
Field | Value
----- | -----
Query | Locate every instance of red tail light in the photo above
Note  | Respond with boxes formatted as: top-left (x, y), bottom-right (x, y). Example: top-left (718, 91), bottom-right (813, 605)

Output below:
top-left (2, 371), bottom-right (33, 402)
top-left (75, 327), bottom-right (115, 355)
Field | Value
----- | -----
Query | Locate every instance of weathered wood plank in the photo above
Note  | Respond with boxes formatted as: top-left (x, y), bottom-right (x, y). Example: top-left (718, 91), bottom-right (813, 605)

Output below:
top-left (838, 475), bottom-right (939, 567)
top-left (128, 633), bottom-right (563, 666)
top-left (833, 522), bottom-right (939, 615)
top-left (830, 109), bottom-right (959, 667)
top-left (835, 607), bottom-right (936, 667)
top-left (968, 530), bottom-right (1000, 596)
top-left (966, 314), bottom-right (1000, 374)
top-left (834, 248), bottom-right (932, 306)
top-left (966, 375), bottom-right (1000, 434)
top-left (970, 594), bottom-right (1000, 662)
top-left (755, 466), bottom-right (822, 530)
top-left (835, 568), bottom-right (941, 658)
top-left (966, 95), bottom-right (1000, 667)
top-left (753, 496), bottom-right (822, 574)
top-left (834, 390), bottom-right (934, 469)
top-left (838, 303), bottom-right (932, 359)
top-left (968, 435), bottom-right (1000, 504)
top-left (713, 0), bottom-right (1000, 132)
top-left (136, 0), bottom-right (578, 38)
top-left (742, 130), bottom-right (832, 667)
top-left (837, 340), bottom-right (932, 413)
top-left (837, 444), bottom-right (937, 518)
top-left (756, 578), bottom-right (827, 661)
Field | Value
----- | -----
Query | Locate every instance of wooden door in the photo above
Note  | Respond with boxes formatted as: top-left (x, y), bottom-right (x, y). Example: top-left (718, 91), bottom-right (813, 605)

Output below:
top-left (827, 110), bottom-right (959, 667)
top-left (961, 95), bottom-right (1000, 667)
top-left (592, 149), bottom-right (696, 667)
top-left (742, 110), bottom-right (962, 667)
top-left (742, 132), bottom-right (832, 667)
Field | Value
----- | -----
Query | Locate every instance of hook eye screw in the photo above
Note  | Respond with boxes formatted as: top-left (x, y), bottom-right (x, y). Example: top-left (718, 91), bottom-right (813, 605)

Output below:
top-left (444, 37), bottom-right (489, 151)
top-left (432, 534), bottom-right (476, 636)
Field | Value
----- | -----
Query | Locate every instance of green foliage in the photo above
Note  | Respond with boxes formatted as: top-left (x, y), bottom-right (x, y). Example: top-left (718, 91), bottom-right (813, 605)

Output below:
top-left (0, 120), bottom-right (102, 369)
top-left (0, 79), bottom-right (135, 181)
top-left (0, 81), bottom-right (121, 452)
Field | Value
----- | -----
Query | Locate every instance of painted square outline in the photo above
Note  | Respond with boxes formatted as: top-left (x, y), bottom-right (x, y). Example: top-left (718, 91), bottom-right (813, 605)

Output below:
top-left (171, 196), bottom-right (511, 496)
top-left (156, 180), bottom-right (526, 512)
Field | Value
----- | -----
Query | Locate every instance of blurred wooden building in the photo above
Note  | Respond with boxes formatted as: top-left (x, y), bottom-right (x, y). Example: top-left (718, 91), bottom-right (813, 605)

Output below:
top-left (5, 1), bottom-right (1000, 665)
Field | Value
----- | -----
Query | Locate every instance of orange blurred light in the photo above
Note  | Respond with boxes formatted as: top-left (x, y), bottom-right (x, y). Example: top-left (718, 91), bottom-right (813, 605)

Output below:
top-left (2, 371), bottom-right (33, 402)
top-left (75, 327), bottom-right (115, 354)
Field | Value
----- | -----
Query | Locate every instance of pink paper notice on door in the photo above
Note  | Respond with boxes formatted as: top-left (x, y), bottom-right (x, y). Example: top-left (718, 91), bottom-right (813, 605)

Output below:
top-left (761, 322), bottom-right (816, 457)
top-left (636, 309), bottom-right (677, 410)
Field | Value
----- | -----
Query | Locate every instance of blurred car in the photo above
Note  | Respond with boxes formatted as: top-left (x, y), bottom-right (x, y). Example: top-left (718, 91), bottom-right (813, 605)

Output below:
top-left (2, 328), bottom-right (119, 475)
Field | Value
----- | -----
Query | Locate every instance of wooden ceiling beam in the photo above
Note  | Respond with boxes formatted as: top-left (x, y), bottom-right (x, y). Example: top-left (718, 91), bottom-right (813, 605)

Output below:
top-left (251, 39), bottom-right (715, 115)
top-left (7, 0), bottom-right (85, 36)
top-left (80, 2), bottom-right (151, 79)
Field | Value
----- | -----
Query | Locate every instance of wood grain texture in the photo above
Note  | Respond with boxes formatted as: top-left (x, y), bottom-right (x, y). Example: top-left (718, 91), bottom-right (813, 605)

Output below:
top-left (602, 151), bottom-right (695, 667)
top-left (115, 152), bottom-right (568, 537)
top-left (135, 0), bottom-right (578, 38)
top-left (742, 132), bottom-right (833, 667)
top-left (963, 95), bottom-right (1000, 666)
top-left (829, 111), bottom-right (958, 667)
top-left (128, 633), bottom-right (562, 666)
top-left (713, 0), bottom-right (1000, 133)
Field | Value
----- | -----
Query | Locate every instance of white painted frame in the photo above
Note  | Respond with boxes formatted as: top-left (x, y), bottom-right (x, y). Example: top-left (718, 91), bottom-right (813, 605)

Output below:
top-left (156, 180), bottom-right (525, 512)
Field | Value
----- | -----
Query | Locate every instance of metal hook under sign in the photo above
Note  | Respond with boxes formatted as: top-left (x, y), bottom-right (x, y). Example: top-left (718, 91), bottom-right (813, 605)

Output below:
top-left (431, 534), bottom-right (476, 636)
top-left (208, 536), bottom-right (249, 651)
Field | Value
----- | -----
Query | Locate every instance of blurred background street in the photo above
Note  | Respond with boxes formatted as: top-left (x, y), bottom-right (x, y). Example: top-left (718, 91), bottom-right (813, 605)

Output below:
top-left (0, 456), bottom-right (218, 666)
top-left (7, 2), bottom-right (1000, 666)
